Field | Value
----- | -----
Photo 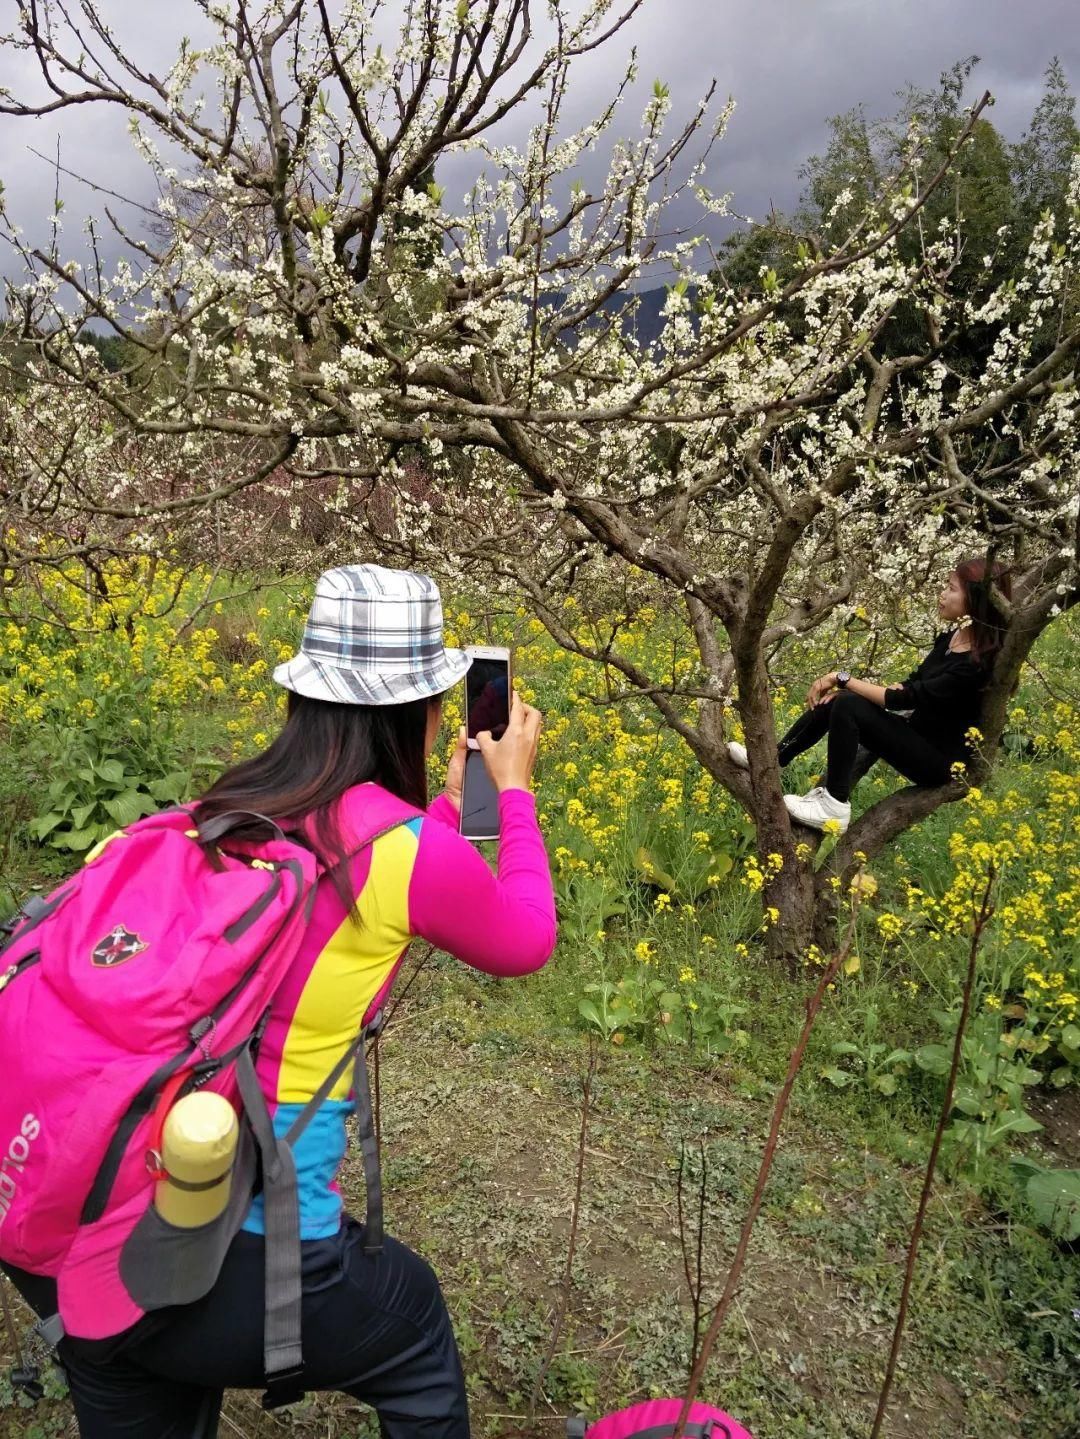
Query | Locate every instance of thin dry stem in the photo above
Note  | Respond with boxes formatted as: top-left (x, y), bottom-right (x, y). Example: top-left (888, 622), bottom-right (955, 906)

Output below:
top-left (868, 866), bottom-right (997, 1439)
top-left (676, 894), bottom-right (863, 1429)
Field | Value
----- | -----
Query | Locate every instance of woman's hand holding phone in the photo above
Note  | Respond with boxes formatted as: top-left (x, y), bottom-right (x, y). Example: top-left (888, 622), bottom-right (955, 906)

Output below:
top-left (444, 726), bottom-right (468, 811)
top-left (476, 692), bottom-right (542, 792)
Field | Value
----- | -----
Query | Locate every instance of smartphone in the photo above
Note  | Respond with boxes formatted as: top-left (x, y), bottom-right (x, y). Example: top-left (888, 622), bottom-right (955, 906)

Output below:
top-left (460, 645), bottom-right (512, 842)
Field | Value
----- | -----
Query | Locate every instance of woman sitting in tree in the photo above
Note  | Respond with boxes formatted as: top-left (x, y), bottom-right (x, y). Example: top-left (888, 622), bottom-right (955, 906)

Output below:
top-left (727, 556), bottom-right (1011, 834)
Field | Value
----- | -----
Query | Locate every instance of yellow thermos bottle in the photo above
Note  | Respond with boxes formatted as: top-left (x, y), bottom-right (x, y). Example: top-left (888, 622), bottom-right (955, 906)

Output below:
top-left (154, 1092), bottom-right (239, 1227)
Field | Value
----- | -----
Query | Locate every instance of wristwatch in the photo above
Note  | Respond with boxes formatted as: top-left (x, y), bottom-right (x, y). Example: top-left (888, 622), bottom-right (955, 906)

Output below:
top-left (835, 670), bottom-right (852, 688)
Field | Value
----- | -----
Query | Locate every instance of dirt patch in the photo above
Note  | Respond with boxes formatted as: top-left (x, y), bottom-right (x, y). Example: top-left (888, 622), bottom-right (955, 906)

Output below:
top-left (364, 1020), bottom-right (1028, 1437)
top-left (1027, 1085), bottom-right (1080, 1167)
top-left (3, 997), bottom-right (1074, 1439)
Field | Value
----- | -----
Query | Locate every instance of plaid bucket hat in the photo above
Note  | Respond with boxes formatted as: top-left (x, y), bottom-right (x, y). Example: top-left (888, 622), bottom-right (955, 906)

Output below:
top-left (273, 564), bottom-right (472, 705)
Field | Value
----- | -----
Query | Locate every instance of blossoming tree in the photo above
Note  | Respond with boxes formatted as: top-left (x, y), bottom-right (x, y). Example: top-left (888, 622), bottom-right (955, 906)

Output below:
top-left (2, 0), bottom-right (1078, 954)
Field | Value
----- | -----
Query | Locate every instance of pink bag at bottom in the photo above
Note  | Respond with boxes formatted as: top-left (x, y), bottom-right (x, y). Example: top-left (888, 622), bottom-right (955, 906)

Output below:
top-left (570, 1399), bottom-right (754, 1439)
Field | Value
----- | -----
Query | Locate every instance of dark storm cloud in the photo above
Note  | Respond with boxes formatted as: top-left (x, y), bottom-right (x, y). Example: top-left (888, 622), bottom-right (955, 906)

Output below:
top-left (0, 0), bottom-right (1076, 285)
top-left (619, 0), bottom-right (1079, 221)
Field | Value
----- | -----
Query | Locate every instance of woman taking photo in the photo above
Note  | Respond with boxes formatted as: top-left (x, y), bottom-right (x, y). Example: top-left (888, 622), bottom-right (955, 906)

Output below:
top-left (3, 563), bottom-right (555, 1438)
top-left (727, 556), bottom-right (1010, 833)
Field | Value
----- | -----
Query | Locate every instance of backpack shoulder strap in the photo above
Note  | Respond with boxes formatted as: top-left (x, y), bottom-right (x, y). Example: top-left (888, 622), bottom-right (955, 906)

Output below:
top-left (235, 788), bottom-right (421, 1398)
top-left (237, 1019), bottom-right (383, 1402)
top-left (0, 890), bottom-right (69, 955)
top-left (337, 786), bottom-right (425, 856)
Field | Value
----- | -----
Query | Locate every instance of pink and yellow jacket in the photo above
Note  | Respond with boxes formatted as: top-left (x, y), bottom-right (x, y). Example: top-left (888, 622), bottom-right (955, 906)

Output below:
top-left (244, 784), bottom-right (556, 1238)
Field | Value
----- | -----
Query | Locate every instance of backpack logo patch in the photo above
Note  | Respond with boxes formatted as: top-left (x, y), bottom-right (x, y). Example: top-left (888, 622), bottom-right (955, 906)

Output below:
top-left (91, 926), bottom-right (149, 968)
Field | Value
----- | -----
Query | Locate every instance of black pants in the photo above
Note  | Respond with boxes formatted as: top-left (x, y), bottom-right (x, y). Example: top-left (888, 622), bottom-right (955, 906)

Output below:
top-left (777, 692), bottom-right (953, 803)
top-left (3, 1219), bottom-right (469, 1439)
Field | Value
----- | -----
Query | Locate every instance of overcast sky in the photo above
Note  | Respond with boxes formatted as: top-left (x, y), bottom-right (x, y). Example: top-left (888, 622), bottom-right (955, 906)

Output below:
top-left (0, 0), bottom-right (1077, 288)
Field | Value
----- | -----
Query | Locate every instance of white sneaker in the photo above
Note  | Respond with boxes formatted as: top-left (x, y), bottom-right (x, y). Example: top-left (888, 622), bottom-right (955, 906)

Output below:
top-left (727, 741), bottom-right (749, 769)
top-left (783, 786), bottom-right (851, 833)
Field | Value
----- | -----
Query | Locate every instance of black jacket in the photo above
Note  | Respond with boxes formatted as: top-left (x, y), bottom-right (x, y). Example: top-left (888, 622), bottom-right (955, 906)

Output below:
top-left (883, 632), bottom-right (988, 760)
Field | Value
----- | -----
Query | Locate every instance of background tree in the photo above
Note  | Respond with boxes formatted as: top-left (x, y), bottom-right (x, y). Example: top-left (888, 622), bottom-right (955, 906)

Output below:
top-left (718, 56), bottom-right (1077, 361)
top-left (1, 2), bottom-right (1077, 957)
top-left (1013, 57), bottom-right (1080, 226)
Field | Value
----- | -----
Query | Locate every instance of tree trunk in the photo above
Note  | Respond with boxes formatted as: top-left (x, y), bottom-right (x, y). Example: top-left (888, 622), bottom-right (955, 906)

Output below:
top-left (767, 861), bottom-right (819, 966)
top-left (733, 643), bottom-right (816, 962)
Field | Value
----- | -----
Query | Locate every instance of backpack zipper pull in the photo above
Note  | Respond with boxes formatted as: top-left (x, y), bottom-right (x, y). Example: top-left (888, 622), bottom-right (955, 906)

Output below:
top-left (0, 952), bottom-right (40, 992)
top-left (190, 1015), bottom-right (216, 1061)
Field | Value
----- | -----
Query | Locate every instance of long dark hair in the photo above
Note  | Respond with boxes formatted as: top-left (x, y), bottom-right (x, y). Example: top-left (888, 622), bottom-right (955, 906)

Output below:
top-left (194, 691), bottom-right (433, 909)
top-left (953, 555), bottom-right (1012, 667)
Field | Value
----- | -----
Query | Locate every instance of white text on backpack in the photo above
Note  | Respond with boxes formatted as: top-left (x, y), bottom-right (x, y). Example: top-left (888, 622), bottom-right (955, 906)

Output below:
top-left (0, 1114), bottom-right (41, 1226)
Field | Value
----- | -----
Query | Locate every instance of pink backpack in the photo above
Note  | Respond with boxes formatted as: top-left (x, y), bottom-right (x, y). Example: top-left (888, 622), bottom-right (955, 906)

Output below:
top-left (568, 1401), bottom-right (755, 1439)
top-left (0, 796), bottom-right (413, 1394)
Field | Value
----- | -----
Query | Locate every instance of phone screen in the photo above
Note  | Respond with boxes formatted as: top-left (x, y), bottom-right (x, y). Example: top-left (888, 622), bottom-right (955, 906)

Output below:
top-left (466, 656), bottom-right (510, 743)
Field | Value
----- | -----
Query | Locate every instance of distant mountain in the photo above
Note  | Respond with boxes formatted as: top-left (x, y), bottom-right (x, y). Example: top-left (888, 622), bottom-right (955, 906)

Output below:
top-left (543, 285), bottom-right (687, 348)
top-left (595, 286), bottom-right (672, 346)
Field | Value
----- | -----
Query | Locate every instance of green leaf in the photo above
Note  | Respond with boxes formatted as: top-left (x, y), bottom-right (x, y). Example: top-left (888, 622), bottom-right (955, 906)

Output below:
top-left (953, 1093), bottom-right (986, 1116)
top-left (820, 1067), bottom-right (853, 1088)
top-left (830, 1041), bottom-right (862, 1055)
top-left (1059, 1023), bottom-right (1080, 1051)
top-left (992, 1112), bottom-right (1043, 1136)
top-left (70, 802), bottom-right (97, 829)
top-left (104, 789), bottom-right (154, 827)
top-left (96, 759), bottom-right (126, 784)
top-left (28, 810), bottom-right (65, 840)
top-left (1026, 1168), bottom-right (1080, 1241)
top-left (148, 772), bottom-right (191, 803)
top-left (50, 825), bottom-right (99, 852)
top-left (873, 1074), bottom-right (899, 1096)
top-left (707, 851), bottom-right (734, 881)
top-left (578, 998), bottom-right (604, 1030)
top-left (812, 833), bottom-right (839, 871)
top-left (915, 1044), bottom-right (951, 1077)
top-left (883, 1049), bottom-right (913, 1066)
top-left (634, 846), bottom-right (678, 893)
